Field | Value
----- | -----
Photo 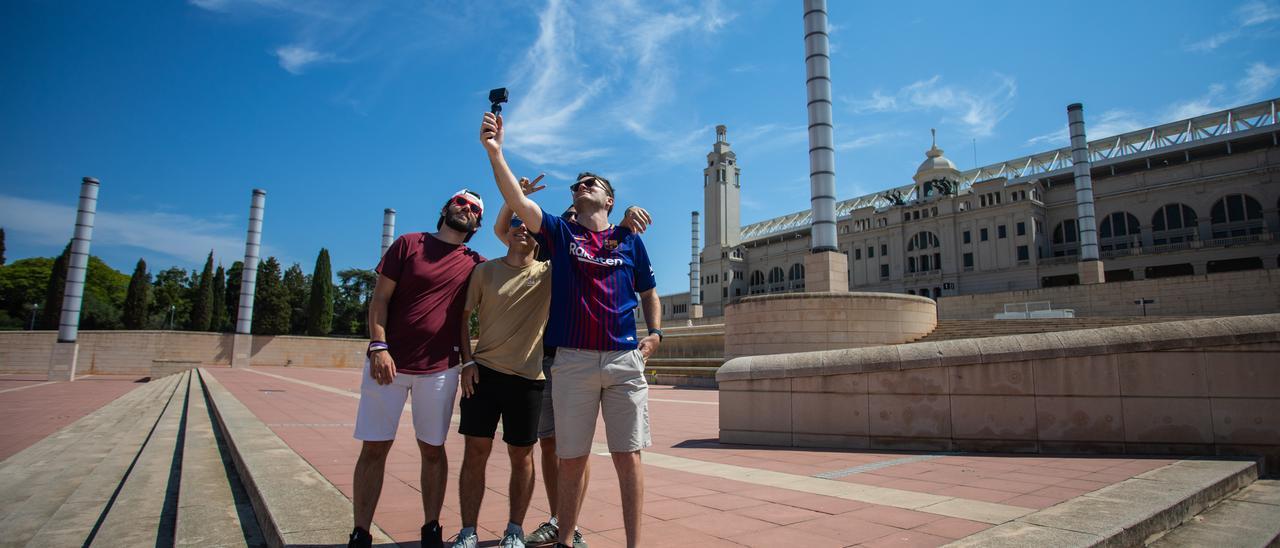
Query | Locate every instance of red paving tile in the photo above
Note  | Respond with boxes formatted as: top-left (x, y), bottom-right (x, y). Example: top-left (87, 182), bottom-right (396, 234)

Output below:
top-left (199, 366), bottom-right (1199, 547)
top-left (0, 374), bottom-right (147, 461)
top-left (860, 529), bottom-right (952, 548)
top-left (912, 517), bottom-right (991, 539)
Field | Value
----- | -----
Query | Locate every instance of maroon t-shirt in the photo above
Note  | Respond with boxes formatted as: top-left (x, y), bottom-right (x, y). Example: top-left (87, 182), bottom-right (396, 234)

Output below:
top-left (375, 232), bottom-right (485, 375)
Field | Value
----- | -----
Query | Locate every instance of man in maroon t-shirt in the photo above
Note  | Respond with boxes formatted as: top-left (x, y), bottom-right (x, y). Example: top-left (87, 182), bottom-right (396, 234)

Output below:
top-left (348, 189), bottom-right (486, 548)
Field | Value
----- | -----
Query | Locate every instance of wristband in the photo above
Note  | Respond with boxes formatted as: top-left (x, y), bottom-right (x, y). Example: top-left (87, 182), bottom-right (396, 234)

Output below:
top-left (366, 342), bottom-right (389, 357)
top-left (647, 328), bottom-right (664, 342)
top-left (460, 360), bottom-right (477, 370)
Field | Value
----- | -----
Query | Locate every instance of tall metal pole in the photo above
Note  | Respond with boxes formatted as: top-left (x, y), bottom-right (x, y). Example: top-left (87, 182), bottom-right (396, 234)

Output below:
top-left (381, 208), bottom-right (396, 257)
top-left (1068, 103), bottom-right (1105, 284)
top-left (690, 211), bottom-right (701, 317)
top-left (232, 189), bottom-right (266, 367)
top-left (57, 178), bottom-right (99, 343)
top-left (803, 0), bottom-right (837, 253)
top-left (48, 177), bottom-right (100, 381)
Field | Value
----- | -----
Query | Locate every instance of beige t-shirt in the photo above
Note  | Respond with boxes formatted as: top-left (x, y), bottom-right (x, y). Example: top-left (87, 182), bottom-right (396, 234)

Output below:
top-left (464, 258), bottom-right (551, 380)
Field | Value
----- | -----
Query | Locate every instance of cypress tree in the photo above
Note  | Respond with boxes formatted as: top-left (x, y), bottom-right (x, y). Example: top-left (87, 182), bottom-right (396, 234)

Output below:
top-left (305, 248), bottom-right (334, 336)
top-left (211, 264), bottom-right (226, 331)
top-left (225, 261), bottom-right (243, 330)
top-left (122, 258), bottom-right (150, 329)
top-left (188, 251), bottom-right (215, 331)
top-left (283, 263), bottom-right (308, 335)
top-left (38, 242), bottom-right (71, 330)
top-left (251, 257), bottom-right (290, 335)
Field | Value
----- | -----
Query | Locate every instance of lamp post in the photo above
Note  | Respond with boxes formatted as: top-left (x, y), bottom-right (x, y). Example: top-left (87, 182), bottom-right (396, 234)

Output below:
top-left (28, 303), bottom-right (38, 331)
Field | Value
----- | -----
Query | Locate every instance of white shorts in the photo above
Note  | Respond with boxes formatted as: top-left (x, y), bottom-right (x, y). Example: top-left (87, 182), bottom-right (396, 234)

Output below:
top-left (354, 360), bottom-right (459, 446)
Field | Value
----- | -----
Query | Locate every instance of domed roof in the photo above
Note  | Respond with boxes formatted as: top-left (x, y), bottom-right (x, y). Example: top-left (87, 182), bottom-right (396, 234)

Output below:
top-left (916, 129), bottom-right (958, 174)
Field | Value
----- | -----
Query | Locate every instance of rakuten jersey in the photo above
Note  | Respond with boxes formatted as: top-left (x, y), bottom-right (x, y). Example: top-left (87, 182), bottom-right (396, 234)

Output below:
top-left (534, 206), bottom-right (657, 350)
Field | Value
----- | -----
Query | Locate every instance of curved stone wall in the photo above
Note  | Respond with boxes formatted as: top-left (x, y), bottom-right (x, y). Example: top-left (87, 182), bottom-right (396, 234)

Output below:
top-left (723, 291), bottom-right (937, 359)
top-left (716, 314), bottom-right (1280, 472)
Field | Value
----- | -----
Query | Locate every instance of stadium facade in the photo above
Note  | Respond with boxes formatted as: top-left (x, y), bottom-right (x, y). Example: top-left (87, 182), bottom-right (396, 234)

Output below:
top-left (661, 98), bottom-right (1280, 320)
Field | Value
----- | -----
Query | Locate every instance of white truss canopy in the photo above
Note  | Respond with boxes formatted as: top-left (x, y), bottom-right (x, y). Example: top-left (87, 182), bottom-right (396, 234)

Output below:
top-left (738, 98), bottom-right (1280, 242)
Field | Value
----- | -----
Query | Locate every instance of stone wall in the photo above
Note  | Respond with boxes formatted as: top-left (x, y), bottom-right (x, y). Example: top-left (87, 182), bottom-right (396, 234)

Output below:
top-left (724, 292), bottom-right (936, 359)
top-left (717, 314), bottom-right (1280, 471)
top-left (0, 331), bottom-right (367, 375)
top-left (936, 268), bottom-right (1280, 319)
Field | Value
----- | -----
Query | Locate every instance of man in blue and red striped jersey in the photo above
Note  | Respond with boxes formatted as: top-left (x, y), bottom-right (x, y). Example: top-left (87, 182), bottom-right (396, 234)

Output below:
top-left (481, 112), bottom-right (661, 548)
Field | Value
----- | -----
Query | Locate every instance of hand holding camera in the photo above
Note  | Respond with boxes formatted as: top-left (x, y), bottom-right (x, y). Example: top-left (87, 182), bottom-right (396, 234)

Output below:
top-left (480, 112), bottom-right (504, 155)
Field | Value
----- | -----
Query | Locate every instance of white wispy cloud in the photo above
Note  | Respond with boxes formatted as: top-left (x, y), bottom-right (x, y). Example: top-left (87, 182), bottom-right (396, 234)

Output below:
top-left (1185, 1), bottom-right (1279, 51)
top-left (836, 131), bottom-right (907, 151)
top-left (1025, 109), bottom-right (1147, 148)
top-left (1021, 60), bottom-right (1279, 149)
top-left (274, 44), bottom-right (333, 74)
top-left (848, 74), bottom-right (1017, 138)
top-left (0, 194), bottom-right (268, 266)
top-left (503, 0), bottom-right (735, 167)
top-left (1166, 61), bottom-right (1279, 120)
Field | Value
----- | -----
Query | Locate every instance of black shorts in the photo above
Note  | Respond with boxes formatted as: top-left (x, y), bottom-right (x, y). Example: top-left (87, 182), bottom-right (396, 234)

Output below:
top-left (458, 364), bottom-right (546, 447)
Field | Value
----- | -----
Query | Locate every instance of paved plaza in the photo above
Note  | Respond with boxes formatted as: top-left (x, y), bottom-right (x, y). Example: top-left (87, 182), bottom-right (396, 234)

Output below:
top-left (11, 366), bottom-right (1268, 547)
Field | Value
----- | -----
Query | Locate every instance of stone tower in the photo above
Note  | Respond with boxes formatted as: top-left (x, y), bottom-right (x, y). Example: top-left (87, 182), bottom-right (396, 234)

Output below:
top-left (701, 125), bottom-right (745, 315)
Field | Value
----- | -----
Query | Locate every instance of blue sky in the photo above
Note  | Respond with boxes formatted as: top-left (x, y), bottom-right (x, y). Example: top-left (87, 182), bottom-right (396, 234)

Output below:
top-left (2, 0), bottom-right (1277, 295)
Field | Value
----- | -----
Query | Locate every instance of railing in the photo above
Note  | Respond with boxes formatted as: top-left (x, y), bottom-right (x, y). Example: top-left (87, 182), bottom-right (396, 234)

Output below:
top-left (738, 98), bottom-right (1279, 242)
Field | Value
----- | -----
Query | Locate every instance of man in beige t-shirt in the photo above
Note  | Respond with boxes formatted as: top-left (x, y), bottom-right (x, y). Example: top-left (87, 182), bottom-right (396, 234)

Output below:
top-left (453, 213), bottom-right (550, 548)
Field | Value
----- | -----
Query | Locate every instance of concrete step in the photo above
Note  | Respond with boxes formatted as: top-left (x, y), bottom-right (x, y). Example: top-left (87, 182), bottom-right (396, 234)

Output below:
top-left (199, 368), bottom-right (395, 546)
top-left (176, 369), bottom-right (266, 547)
top-left (645, 357), bottom-right (723, 368)
top-left (644, 365), bottom-right (720, 388)
top-left (0, 373), bottom-right (183, 547)
top-left (946, 459), bottom-right (1259, 547)
top-left (1149, 479), bottom-right (1280, 548)
top-left (92, 371), bottom-right (192, 545)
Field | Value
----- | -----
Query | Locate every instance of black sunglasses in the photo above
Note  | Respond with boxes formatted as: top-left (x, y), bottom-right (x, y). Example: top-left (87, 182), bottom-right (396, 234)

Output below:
top-left (570, 179), bottom-right (603, 193)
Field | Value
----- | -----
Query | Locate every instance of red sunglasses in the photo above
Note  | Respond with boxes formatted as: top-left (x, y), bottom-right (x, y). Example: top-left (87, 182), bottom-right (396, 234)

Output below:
top-left (452, 196), bottom-right (482, 214)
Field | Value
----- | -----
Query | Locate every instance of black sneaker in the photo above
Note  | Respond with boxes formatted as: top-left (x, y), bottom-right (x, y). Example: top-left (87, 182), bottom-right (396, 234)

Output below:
top-left (348, 527), bottom-right (372, 548)
top-left (422, 521), bottom-right (444, 548)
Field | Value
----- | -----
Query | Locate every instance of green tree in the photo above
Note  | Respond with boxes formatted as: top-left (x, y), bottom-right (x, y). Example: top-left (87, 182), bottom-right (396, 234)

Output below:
top-left (0, 257), bottom-right (53, 330)
top-left (122, 259), bottom-right (150, 329)
top-left (252, 257), bottom-right (290, 335)
top-left (305, 248), bottom-right (335, 336)
top-left (225, 261), bottom-right (243, 330)
top-left (151, 267), bottom-right (191, 329)
top-left (333, 268), bottom-right (376, 336)
top-left (79, 256), bottom-right (128, 330)
top-left (188, 252), bottom-right (215, 331)
top-left (283, 263), bottom-right (309, 335)
top-left (38, 242), bottom-right (71, 330)
top-left (211, 264), bottom-right (226, 332)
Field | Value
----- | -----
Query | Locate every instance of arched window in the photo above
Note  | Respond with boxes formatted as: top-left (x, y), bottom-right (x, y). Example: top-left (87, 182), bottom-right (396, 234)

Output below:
top-left (768, 267), bottom-right (785, 285)
top-left (1098, 211), bottom-right (1141, 251)
top-left (1052, 219), bottom-right (1079, 257)
top-left (1151, 203), bottom-right (1198, 245)
top-left (788, 263), bottom-right (805, 281)
top-left (907, 231), bottom-right (941, 251)
top-left (907, 231), bottom-right (941, 273)
top-left (1210, 194), bottom-right (1264, 238)
top-left (749, 270), bottom-right (764, 286)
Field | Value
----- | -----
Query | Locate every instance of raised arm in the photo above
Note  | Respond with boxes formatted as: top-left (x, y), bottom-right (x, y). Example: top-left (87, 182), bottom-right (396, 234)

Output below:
top-left (492, 175), bottom-right (547, 245)
top-left (481, 113), bottom-right (544, 232)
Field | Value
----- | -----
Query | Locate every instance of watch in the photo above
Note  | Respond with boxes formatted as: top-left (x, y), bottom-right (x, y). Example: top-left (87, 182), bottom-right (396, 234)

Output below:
top-left (647, 328), bottom-right (664, 342)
